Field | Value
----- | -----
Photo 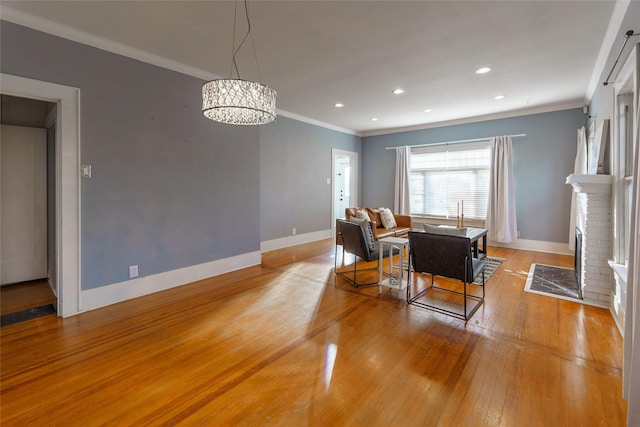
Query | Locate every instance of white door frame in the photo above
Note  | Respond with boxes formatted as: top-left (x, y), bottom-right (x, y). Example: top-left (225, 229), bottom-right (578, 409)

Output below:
top-left (331, 148), bottom-right (358, 234)
top-left (1, 73), bottom-right (81, 317)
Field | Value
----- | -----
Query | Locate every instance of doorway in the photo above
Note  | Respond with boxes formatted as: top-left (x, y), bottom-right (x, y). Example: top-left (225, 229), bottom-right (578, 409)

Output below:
top-left (1, 73), bottom-right (81, 318)
top-left (1, 96), bottom-right (57, 320)
top-left (331, 149), bottom-right (358, 234)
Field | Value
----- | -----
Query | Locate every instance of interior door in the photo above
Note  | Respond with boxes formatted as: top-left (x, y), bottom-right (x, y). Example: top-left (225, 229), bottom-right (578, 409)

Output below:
top-left (1, 124), bottom-right (48, 285)
top-left (331, 149), bottom-right (358, 233)
top-left (334, 156), bottom-right (351, 220)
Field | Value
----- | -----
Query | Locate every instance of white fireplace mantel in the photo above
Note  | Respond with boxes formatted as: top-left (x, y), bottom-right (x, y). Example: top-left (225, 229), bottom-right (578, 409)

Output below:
top-left (566, 174), bottom-right (613, 194)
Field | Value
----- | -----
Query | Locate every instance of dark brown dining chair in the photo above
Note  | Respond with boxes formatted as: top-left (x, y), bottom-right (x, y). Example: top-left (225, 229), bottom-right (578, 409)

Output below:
top-left (335, 219), bottom-right (390, 287)
top-left (407, 231), bottom-right (486, 320)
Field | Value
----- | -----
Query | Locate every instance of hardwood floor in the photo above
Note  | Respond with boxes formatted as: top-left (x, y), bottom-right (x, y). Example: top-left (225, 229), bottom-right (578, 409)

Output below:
top-left (0, 240), bottom-right (627, 425)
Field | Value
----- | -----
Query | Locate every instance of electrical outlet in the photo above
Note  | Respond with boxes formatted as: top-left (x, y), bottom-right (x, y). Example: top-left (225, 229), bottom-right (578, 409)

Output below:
top-left (517, 230), bottom-right (521, 238)
top-left (292, 228), bottom-right (297, 236)
top-left (129, 265), bottom-right (139, 278)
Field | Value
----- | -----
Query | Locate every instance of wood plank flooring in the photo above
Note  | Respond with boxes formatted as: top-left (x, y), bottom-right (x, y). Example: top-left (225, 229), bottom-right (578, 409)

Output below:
top-left (0, 240), bottom-right (627, 426)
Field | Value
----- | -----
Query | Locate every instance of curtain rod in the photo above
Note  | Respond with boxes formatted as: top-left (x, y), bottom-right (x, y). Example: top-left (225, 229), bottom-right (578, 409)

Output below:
top-left (603, 30), bottom-right (638, 86)
top-left (385, 133), bottom-right (526, 150)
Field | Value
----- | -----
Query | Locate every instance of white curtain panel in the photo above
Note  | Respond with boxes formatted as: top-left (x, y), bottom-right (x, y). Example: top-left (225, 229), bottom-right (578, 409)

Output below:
top-left (624, 104), bottom-right (640, 425)
top-left (394, 146), bottom-right (411, 215)
top-left (485, 136), bottom-right (517, 243)
top-left (569, 126), bottom-right (588, 250)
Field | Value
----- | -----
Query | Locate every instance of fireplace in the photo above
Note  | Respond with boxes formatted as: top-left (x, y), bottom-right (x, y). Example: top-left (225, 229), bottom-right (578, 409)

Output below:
top-left (566, 174), bottom-right (613, 307)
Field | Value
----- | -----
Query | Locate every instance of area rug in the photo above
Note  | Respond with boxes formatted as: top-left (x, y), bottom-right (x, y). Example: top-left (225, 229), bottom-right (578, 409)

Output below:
top-left (474, 256), bottom-right (504, 285)
top-left (524, 263), bottom-right (582, 302)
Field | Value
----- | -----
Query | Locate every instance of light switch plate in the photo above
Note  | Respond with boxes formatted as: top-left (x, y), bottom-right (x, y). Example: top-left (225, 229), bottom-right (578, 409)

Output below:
top-left (129, 265), bottom-right (139, 278)
top-left (81, 165), bottom-right (92, 178)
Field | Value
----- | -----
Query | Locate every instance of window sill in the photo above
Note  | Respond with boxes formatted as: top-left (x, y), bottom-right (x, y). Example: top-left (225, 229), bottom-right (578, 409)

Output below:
top-left (608, 260), bottom-right (628, 285)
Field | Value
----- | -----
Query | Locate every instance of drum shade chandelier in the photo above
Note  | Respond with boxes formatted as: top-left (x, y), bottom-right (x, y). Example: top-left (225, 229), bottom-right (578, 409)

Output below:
top-left (202, 0), bottom-right (276, 125)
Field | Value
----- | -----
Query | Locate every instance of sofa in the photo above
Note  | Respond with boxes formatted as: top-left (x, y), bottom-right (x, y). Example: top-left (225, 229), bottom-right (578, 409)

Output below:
top-left (344, 207), bottom-right (413, 240)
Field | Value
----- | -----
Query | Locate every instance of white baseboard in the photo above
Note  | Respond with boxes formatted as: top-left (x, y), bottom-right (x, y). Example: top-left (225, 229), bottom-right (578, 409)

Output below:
top-left (610, 306), bottom-right (624, 336)
top-left (261, 229), bottom-right (332, 252)
top-left (79, 251), bottom-right (261, 314)
top-left (490, 238), bottom-right (574, 255)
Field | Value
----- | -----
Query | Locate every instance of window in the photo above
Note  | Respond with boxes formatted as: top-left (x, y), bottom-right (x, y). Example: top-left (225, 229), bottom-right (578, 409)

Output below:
top-left (410, 142), bottom-right (490, 220)
top-left (619, 94), bottom-right (634, 265)
top-left (612, 44), bottom-right (637, 268)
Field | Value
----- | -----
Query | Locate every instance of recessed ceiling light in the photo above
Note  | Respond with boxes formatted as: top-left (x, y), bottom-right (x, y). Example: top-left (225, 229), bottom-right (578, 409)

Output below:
top-left (494, 95), bottom-right (505, 100)
top-left (424, 109), bottom-right (433, 113)
top-left (371, 118), bottom-right (378, 122)
top-left (392, 89), bottom-right (405, 95)
top-left (475, 67), bottom-right (491, 74)
top-left (334, 103), bottom-right (344, 108)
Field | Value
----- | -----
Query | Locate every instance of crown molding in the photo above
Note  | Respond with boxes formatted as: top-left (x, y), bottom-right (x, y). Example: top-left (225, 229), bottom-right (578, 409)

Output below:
top-left (275, 110), bottom-right (360, 136)
top-left (361, 101), bottom-right (585, 137)
top-left (584, 0), bottom-right (631, 103)
top-left (1, 6), bottom-right (218, 81)
top-left (0, 5), bottom-right (596, 139)
top-left (1, 6), bottom-right (359, 137)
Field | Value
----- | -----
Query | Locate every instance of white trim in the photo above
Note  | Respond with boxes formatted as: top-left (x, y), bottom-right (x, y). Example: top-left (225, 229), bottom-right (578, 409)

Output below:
top-left (0, 6), bottom-right (217, 82)
top-left (611, 306), bottom-right (625, 335)
top-left (585, 0), bottom-right (632, 103)
top-left (1, 5), bottom-right (595, 139)
top-left (609, 260), bottom-right (628, 285)
top-left (0, 73), bottom-right (81, 317)
top-left (612, 45), bottom-right (638, 264)
top-left (331, 148), bottom-right (359, 237)
top-left (361, 101), bottom-right (584, 137)
top-left (80, 251), bottom-right (260, 313)
top-left (261, 229), bottom-right (332, 253)
top-left (566, 173), bottom-right (614, 194)
top-left (490, 238), bottom-right (574, 256)
top-left (1, 6), bottom-right (359, 138)
top-left (277, 110), bottom-right (359, 136)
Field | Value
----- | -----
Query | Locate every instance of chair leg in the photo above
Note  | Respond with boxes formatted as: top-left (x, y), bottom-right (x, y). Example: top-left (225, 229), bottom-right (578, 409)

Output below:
top-left (463, 280), bottom-right (467, 319)
top-left (335, 255), bottom-right (379, 287)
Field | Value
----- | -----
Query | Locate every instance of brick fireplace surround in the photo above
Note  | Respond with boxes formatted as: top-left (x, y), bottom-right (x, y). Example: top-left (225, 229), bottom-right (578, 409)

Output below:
top-left (566, 174), bottom-right (614, 307)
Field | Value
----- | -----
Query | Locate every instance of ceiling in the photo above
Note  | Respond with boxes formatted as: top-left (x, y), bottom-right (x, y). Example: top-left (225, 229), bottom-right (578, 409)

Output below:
top-left (1, 1), bottom-right (618, 135)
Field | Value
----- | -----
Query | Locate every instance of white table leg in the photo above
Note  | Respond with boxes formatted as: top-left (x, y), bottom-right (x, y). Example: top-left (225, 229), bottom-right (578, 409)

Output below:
top-left (378, 242), bottom-right (384, 294)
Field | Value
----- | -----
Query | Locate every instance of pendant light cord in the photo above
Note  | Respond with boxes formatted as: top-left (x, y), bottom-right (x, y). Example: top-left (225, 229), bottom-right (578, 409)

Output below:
top-left (230, 0), bottom-right (262, 83)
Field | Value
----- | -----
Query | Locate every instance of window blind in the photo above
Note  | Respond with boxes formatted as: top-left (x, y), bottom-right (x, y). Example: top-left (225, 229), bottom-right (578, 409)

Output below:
top-left (410, 142), bottom-right (490, 220)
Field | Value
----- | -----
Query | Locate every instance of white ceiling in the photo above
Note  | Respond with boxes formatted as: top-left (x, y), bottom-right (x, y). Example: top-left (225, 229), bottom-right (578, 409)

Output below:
top-left (1, 1), bottom-right (619, 135)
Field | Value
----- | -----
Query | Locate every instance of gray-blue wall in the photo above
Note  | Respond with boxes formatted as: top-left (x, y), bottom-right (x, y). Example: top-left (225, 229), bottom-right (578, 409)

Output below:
top-left (3, 8), bottom-right (628, 291)
top-left (260, 116), bottom-right (360, 241)
top-left (1, 21), bottom-right (262, 290)
top-left (0, 21), bottom-right (363, 291)
top-left (362, 108), bottom-right (586, 243)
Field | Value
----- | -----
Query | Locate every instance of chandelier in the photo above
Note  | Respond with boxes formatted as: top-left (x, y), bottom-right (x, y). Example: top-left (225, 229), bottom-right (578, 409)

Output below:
top-left (202, 1), bottom-right (276, 125)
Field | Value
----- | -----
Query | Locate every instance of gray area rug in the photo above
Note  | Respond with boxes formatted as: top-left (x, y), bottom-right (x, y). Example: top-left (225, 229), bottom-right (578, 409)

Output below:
top-left (524, 263), bottom-right (581, 301)
top-left (474, 256), bottom-right (504, 285)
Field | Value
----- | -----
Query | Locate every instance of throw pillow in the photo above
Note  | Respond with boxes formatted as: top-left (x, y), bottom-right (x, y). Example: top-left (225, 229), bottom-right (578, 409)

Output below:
top-left (378, 207), bottom-right (397, 229)
top-left (355, 209), bottom-right (371, 222)
top-left (349, 217), bottom-right (376, 251)
top-left (423, 223), bottom-right (468, 237)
